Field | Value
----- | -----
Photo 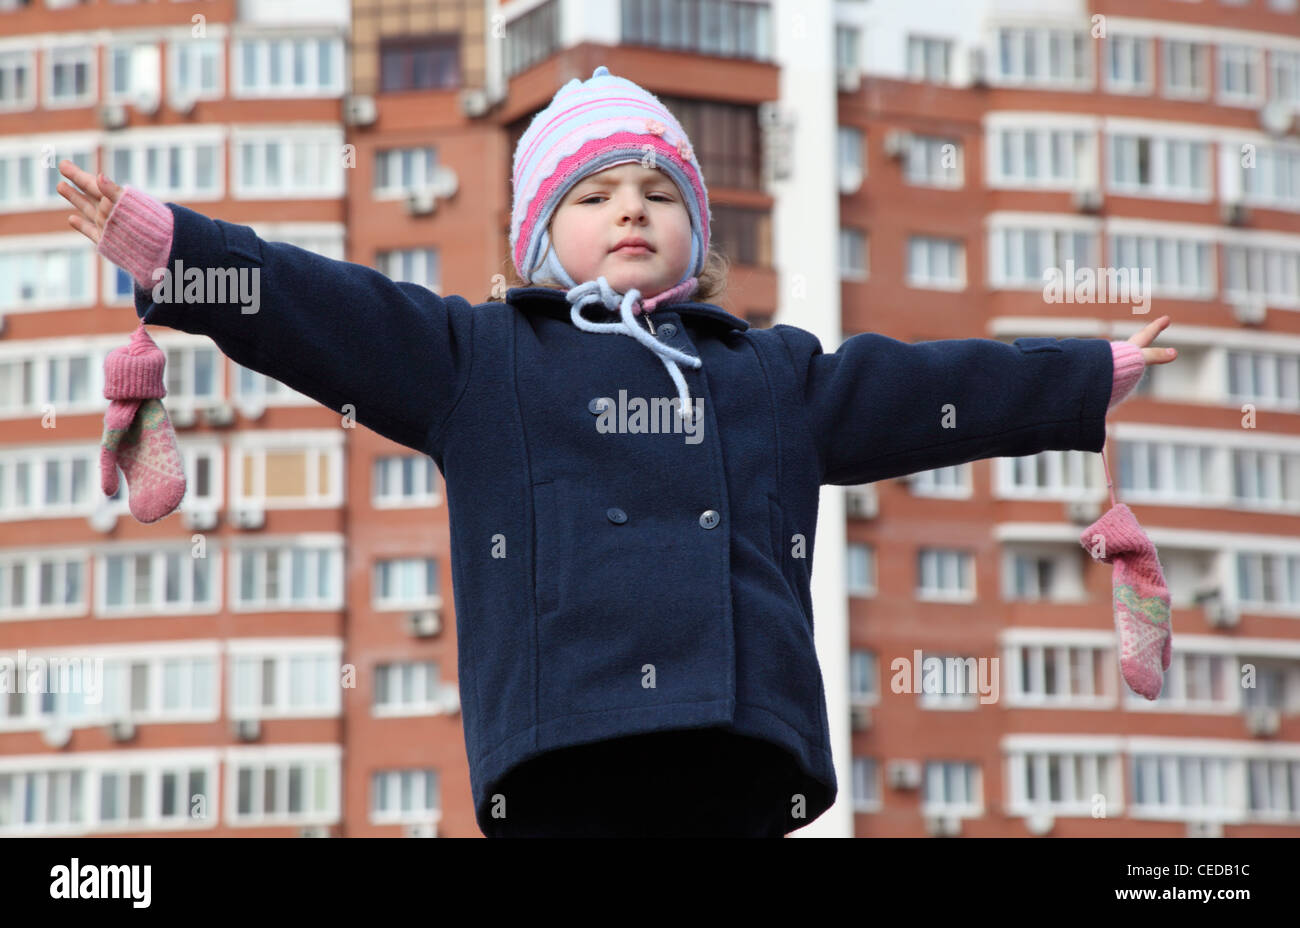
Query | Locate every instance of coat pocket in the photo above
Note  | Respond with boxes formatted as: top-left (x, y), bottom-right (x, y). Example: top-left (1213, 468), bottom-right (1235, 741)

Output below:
top-left (532, 479), bottom-right (559, 617)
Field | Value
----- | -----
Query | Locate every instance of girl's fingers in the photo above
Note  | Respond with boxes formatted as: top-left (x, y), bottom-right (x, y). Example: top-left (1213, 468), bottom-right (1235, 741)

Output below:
top-left (58, 159), bottom-right (101, 199)
top-left (57, 180), bottom-right (99, 223)
top-left (68, 213), bottom-right (101, 245)
top-left (1128, 314), bottom-right (1171, 349)
top-left (98, 173), bottom-right (123, 203)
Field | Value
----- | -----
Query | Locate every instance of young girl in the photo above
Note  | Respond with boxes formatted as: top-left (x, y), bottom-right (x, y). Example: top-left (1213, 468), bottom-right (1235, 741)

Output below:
top-left (61, 66), bottom-right (1177, 838)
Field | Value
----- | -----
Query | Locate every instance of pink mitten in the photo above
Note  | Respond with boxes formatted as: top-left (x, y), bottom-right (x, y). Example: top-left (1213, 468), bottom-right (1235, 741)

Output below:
top-left (100, 324), bottom-right (187, 523)
top-left (1079, 502), bottom-right (1173, 700)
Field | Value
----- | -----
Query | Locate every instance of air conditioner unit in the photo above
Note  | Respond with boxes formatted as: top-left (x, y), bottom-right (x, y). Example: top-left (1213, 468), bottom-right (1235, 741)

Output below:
top-left (237, 399), bottom-right (267, 421)
top-left (1066, 499), bottom-right (1101, 524)
top-left (1072, 187), bottom-right (1103, 214)
top-left (42, 725), bottom-right (72, 750)
top-left (405, 190), bottom-right (436, 216)
top-left (170, 94), bottom-right (197, 116)
top-left (89, 506), bottom-right (118, 533)
top-left (343, 94), bottom-right (377, 127)
top-left (98, 103), bottom-right (128, 130)
top-left (438, 688), bottom-right (461, 715)
top-left (887, 759), bottom-right (922, 790)
top-left (183, 508), bottom-right (218, 531)
top-left (133, 91), bottom-right (160, 116)
top-left (1244, 706), bottom-right (1280, 737)
top-left (1259, 99), bottom-right (1295, 138)
top-left (169, 405), bottom-right (197, 429)
top-left (230, 506), bottom-right (265, 530)
top-left (1220, 201), bottom-right (1250, 226)
top-left (299, 825), bottom-right (330, 838)
top-left (1194, 586), bottom-right (1239, 628)
top-left (924, 814), bottom-right (961, 837)
top-left (1186, 820), bottom-right (1222, 838)
top-left (459, 87), bottom-right (490, 117)
top-left (106, 719), bottom-right (136, 743)
top-left (1025, 811), bottom-right (1055, 836)
top-left (404, 822), bottom-right (438, 838)
top-left (845, 487), bottom-right (878, 519)
top-left (1232, 300), bottom-right (1266, 326)
top-left (850, 704), bottom-right (872, 731)
top-left (837, 67), bottom-right (862, 93)
top-left (883, 129), bottom-right (910, 161)
top-left (231, 718), bottom-right (260, 742)
top-left (202, 401), bottom-right (235, 427)
top-left (406, 609), bottom-right (442, 638)
top-left (968, 48), bottom-right (988, 88)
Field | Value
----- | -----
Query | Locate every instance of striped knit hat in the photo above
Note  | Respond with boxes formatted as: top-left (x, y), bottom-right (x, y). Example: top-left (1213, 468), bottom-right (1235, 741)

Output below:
top-left (510, 65), bottom-right (711, 294)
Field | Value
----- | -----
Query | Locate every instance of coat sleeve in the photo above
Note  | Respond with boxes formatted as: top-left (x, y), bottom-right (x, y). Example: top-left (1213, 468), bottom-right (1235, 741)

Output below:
top-left (131, 202), bottom-right (473, 456)
top-left (773, 326), bottom-right (1115, 487)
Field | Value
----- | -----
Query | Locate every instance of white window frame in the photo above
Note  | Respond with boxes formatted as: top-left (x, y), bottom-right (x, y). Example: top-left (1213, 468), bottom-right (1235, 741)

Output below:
top-left (922, 761), bottom-right (982, 817)
top-left (97, 547), bottom-right (222, 618)
top-left (916, 549), bottom-right (975, 602)
top-left (376, 248), bottom-right (440, 291)
top-left (104, 129), bottom-right (225, 202)
top-left (847, 542), bottom-right (875, 597)
top-left (226, 746), bottom-right (340, 828)
top-left (372, 557), bottom-right (440, 611)
top-left (1105, 35), bottom-right (1154, 95)
top-left (1218, 43), bottom-right (1265, 107)
top-left (838, 226), bottom-right (868, 280)
top-left (232, 35), bottom-right (345, 99)
top-left (905, 134), bottom-right (963, 188)
top-left (906, 35), bottom-right (953, 83)
top-left (369, 768), bottom-right (440, 825)
top-left (43, 43), bottom-right (96, 109)
top-left (103, 40), bottom-right (161, 107)
top-left (1163, 39), bottom-right (1210, 100)
top-left (906, 235), bottom-right (965, 290)
top-left (1106, 132), bottom-right (1212, 201)
top-left (372, 454), bottom-right (440, 508)
top-left (0, 50), bottom-right (36, 113)
top-left (231, 542), bottom-right (344, 613)
top-left (0, 234), bottom-right (95, 313)
top-left (992, 26), bottom-right (1093, 90)
top-left (167, 36), bottom-right (224, 103)
top-left (232, 127), bottom-right (345, 199)
top-left (227, 640), bottom-right (342, 720)
top-left (372, 146), bottom-right (438, 199)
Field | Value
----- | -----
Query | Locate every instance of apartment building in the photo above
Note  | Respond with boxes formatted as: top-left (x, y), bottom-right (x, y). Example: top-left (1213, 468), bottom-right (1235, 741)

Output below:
top-left (2, 0), bottom-right (1296, 838)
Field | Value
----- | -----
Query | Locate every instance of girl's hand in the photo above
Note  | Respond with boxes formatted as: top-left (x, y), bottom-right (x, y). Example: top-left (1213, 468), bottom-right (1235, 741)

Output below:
top-left (1129, 315), bottom-right (1177, 365)
top-left (57, 160), bottom-right (124, 246)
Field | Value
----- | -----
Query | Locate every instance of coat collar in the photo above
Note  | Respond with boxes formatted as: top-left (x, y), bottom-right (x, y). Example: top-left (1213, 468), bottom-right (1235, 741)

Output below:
top-left (505, 286), bottom-right (750, 332)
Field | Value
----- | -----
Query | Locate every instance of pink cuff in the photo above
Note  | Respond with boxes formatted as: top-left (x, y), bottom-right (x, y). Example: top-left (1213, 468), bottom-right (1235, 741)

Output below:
top-left (1109, 341), bottom-right (1145, 411)
top-left (96, 185), bottom-right (174, 292)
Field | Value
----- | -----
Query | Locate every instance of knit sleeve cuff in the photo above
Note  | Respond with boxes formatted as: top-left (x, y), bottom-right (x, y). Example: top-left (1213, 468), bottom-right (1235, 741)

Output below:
top-left (97, 185), bottom-right (174, 292)
top-left (1108, 340), bottom-right (1145, 411)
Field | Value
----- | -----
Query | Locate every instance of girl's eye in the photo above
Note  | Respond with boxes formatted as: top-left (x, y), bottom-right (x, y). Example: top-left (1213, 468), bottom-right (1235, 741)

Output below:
top-left (579, 194), bottom-right (673, 204)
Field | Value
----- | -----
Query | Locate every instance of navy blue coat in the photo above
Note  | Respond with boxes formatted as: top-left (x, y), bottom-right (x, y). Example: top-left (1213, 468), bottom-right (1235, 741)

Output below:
top-left (133, 203), bottom-right (1116, 834)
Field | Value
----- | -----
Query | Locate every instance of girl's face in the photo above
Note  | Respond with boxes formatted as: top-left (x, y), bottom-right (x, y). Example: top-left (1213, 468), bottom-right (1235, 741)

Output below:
top-left (548, 163), bottom-right (692, 299)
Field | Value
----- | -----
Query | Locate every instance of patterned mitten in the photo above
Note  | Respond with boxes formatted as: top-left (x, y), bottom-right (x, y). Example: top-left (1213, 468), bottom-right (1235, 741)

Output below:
top-left (1079, 503), bottom-right (1173, 700)
top-left (100, 324), bottom-right (187, 523)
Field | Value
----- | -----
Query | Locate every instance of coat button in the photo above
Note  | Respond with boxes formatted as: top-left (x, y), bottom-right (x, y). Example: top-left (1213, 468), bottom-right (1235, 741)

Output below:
top-left (589, 397), bottom-right (611, 415)
top-left (699, 509), bottom-right (720, 529)
top-left (658, 323), bottom-right (677, 339)
top-left (607, 508), bottom-right (627, 524)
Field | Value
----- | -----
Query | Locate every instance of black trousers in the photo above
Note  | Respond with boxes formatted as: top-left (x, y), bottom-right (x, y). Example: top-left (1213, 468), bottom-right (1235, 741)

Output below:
top-left (482, 727), bottom-right (799, 838)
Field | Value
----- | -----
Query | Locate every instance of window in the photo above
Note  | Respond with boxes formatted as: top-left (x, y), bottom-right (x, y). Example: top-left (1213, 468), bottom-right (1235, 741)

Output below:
top-left (1241, 142), bottom-right (1300, 210)
top-left (1164, 40), bottom-right (1209, 98)
top-left (105, 42), bottom-right (160, 105)
top-left (506, 0), bottom-right (559, 77)
top-left (905, 135), bottom-right (962, 187)
top-left (906, 236), bottom-right (964, 288)
top-left (917, 548), bottom-right (973, 600)
top-left (837, 125), bottom-right (864, 193)
top-left (169, 37), bottom-right (223, 101)
top-left (838, 227), bottom-right (868, 279)
top-left (989, 126), bottom-right (1095, 189)
top-left (1107, 134), bottom-right (1211, 199)
top-left (659, 96), bottom-right (761, 190)
top-left (622, 0), bottom-right (773, 62)
top-left (712, 204), bottom-right (770, 266)
top-left (851, 757), bottom-right (880, 810)
top-left (373, 455), bottom-right (439, 507)
top-left (1106, 36), bottom-right (1152, 94)
top-left (1013, 751), bottom-right (1117, 814)
top-left (1247, 758), bottom-right (1300, 818)
top-left (1117, 440), bottom-right (1217, 502)
top-left (911, 464), bottom-right (969, 496)
top-left (1131, 754), bottom-right (1232, 817)
top-left (995, 27), bottom-right (1091, 88)
top-left (231, 651), bottom-right (339, 717)
top-left (917, 654), bottom-right (980, 707)
top-left (1223, 242), bottom-right (1300, 307)
top-left (0, 553), bottom-right (84, 618)
top-left (373, 147), bottom-right (437, 196)
top-left (45, 45), bottom-right (94, 107)
top-left (1271, 51), bottom-right (1300, 107)
top-left (1236, 551), bottom-right (1300, 608)
top-left (907, 36), bottom-right (952, 83)
top-left (1110, 232), bottom-right (1215, 297)
top-left (1226, 349), bottom-right (1300, 409)
top-left (1007, 556), bottom-right (1057, 601)
top-left (1009, 643), bottom-right (1110, 700)
top-left (234, 36), bottom-right (343, 97)
top-left (0, 146), bottom-right (92, 212)
top-left (371, 769), bottom-right (438, 821)
top-left (923, 762), bottom-right (980, 814)
top-left (233, 129), bottom-right (344, 198)
top-left (1219, 44), bottom-right (1264, 105)
top-left (376, 249), bottom-right (439, 291)
top-left (104, 137), bottom-right (223, 201)
top-left (234, 545), bottom-right (342, 610)
top-left (1232, 450), bottom-right (1300, 509)
top-left (380, 35), bottom-right (460, 91)
top-left (374, 661), bottom-right (443, 715)
top-left (232, 443), bottom-right (340, 506)
top-left (0, 240), bottom-right (94, 311)
top-left (0, 51), bottom-right (34, 111)
top-left (162, 345), bottom-right (220, 404)
top-left (231, 756), bottom-right (337, 824)
top-left (849, 650), bottom-right (877, 702)
top-left (847, 543), bottom-right (875, 596)
top-left (990, 226), bottom-right (1097, 288)
top-left (101, 549), bottom-right (218, 615)
top-left (835, 25), bottom-right (859, 72)
top-left (373, 557), bottom-right (438, 609)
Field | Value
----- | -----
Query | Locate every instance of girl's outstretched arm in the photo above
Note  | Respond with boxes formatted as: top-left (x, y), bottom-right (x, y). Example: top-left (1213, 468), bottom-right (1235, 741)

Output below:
top-left (775, 323), bottom-right (1170, 487)
top-left (59, 162), bottom-right (473, 457)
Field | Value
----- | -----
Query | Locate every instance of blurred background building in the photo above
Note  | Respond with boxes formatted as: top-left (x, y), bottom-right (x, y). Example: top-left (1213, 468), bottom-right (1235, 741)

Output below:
top-left (0, 0), bottom-right (1297, 837)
